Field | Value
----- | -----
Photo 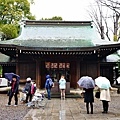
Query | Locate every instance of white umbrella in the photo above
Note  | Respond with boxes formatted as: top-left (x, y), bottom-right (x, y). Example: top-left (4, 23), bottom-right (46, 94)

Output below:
top-left (95, 76), bottom-right (111, 89)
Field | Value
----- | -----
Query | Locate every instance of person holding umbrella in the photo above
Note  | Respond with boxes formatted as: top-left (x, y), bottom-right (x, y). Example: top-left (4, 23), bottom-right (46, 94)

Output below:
top-left (95, 76), bottom-right (111, 114)
top-left (77, 76), bottom-right (95, 114)
top-left (6, 75), bottom-right (19, 106)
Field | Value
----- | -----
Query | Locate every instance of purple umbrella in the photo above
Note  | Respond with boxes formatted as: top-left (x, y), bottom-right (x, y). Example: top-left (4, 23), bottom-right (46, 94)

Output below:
top-left (4, 73), bottom-right (20, 81)
top-left (77, 76), bottom-right (95, 89)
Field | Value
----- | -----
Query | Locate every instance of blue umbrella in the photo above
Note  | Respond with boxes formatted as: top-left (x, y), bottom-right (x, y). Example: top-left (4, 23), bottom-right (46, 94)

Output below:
top-left (4, 73), bottom-right (20, 81)
top-left (77, 76), bottom-right (95, 89)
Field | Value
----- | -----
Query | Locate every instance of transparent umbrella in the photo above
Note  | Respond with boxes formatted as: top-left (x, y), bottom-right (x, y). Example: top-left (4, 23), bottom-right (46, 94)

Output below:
top-left (77, 76), bottom-right (95, 89)
top-left (95, 76), bottom-right (111, 89)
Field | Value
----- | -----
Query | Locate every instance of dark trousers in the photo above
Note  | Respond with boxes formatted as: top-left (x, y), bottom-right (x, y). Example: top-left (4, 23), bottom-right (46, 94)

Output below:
top-left (86, 102), bottom-right (93, 114)
top-left (102, 100), bottom-right (109, 112)
top-left (8, 92), bottom-right (18, 105)
top-left (25, 94), bottom-right (32, 103)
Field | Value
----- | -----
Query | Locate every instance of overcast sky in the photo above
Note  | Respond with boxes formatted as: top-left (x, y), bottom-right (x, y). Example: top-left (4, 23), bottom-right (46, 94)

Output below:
top-left (30, 0), bottom-right (95, 21)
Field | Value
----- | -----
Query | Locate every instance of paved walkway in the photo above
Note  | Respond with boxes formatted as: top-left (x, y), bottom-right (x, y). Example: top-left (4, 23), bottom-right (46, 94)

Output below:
top-left (23, 89), bottom-right (120, 120)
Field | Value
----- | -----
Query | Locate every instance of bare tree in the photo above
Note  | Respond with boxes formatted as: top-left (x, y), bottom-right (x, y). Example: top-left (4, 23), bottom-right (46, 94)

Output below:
top-left (88, 1), bottom-right (112, 40)
top-left (88, 0), bottom-right (120, 41)
top-left (98, 0), bottom-right (120, 41)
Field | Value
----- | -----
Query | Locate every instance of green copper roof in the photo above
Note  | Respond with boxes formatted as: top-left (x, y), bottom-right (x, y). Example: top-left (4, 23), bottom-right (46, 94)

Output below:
top-left (18, 25), bottom-right (98, 42)
top-left (0, 21), bottom-right (100, 48)
top-left (1, 20), bottom-right (117, 50)
top-left (0, 39), bottom-right (94, 48)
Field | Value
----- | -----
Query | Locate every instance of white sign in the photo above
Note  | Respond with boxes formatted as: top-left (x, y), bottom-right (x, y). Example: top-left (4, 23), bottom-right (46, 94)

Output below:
top-left (0, 78), bottom-right (8, 87)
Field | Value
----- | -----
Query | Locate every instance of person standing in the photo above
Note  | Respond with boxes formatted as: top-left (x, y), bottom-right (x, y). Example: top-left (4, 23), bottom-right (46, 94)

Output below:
top-left (100, 88), bottom-right (111, 113)
top-left (84, 88), bottom-right (94, 114)
top-left (59, 75), bottom-right (66, 100)
top-left (6, 75), bottom-right (19, 106)
top-left (95, 76), bottom-right (112, 114)
top-left (24, 77), bottom-right (32, 103)
top-left (45, 75), bottom-right (53, 100)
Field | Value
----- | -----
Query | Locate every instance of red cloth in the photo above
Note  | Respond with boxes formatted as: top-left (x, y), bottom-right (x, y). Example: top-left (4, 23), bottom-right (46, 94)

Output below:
top-left (31, 84), bottom-right (35, 94)
top-left (12, 81), bottom-right (16, 92)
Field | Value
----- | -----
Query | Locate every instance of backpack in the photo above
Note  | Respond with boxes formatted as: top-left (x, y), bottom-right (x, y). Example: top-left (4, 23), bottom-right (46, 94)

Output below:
top-left (46, 78), bottom-right (53, 89)
top-left (31, 84), bottom-right (36, 94)
top-left (24, 83), bottom-right (31, 94)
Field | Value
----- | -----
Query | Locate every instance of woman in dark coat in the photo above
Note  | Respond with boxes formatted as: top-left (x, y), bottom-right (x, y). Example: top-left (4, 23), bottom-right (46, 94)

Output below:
top-left (84, 88), bottom-right (94, 114)
top-left (6, 75), bottom-right (19, 106)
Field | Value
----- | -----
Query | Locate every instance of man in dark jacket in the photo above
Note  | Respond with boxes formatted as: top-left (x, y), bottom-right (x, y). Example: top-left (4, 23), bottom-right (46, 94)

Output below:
top-left (45, 75), bottom-right (53, 100)
top-left (6, 75), bottom-right (19, 106)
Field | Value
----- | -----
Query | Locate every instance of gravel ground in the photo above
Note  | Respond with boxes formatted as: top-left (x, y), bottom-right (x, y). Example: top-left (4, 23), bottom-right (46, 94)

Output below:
top-left (0, 93), bottom-right (30, 120)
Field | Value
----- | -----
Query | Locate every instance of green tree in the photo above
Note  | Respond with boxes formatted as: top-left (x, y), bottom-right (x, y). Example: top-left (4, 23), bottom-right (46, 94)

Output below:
top-left (42, 16), bottom-right (63, 20)
top-left (2, 24), bottom-right (18, 40)
top-left (0, 0), bottom-right (35, 24)
top-left (0, 0), bottom-right (35, 40)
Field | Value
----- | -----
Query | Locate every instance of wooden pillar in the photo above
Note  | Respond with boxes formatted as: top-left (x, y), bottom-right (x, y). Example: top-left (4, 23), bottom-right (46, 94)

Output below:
top-left (16, 49), bottom-right (19, 75)
top-left (97, 50), bottom-right (100, 76)
top-left (98, 62), bottom-right (100, 76)
top-left (76, 60), bottom-right (80, 88)
top-left (71, 61), bottom-right (77, 89)
top-left (36, 60), bottom-right (41, 89)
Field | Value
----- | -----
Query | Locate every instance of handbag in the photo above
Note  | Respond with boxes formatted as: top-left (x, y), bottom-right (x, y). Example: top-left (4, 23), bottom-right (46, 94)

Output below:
top-left (95, 91), bottom-right (100, 98)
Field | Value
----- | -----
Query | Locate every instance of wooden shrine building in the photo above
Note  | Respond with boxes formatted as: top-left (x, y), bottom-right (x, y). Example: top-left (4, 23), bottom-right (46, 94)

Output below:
top-left (0, 20), bottom-right (120, 90)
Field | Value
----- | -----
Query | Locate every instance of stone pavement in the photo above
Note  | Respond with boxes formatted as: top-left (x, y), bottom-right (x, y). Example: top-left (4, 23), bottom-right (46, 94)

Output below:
top-left (23, 89), bottom-right (120, 120)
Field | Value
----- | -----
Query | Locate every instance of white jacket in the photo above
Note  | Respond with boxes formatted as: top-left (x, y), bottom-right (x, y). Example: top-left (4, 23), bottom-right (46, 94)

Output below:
top-left (100, 88), bottom-right (111, 102)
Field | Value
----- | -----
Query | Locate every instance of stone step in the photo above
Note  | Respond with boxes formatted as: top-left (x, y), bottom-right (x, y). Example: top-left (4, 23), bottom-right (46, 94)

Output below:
top-left (45, 92), bottom-right (82, 98)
